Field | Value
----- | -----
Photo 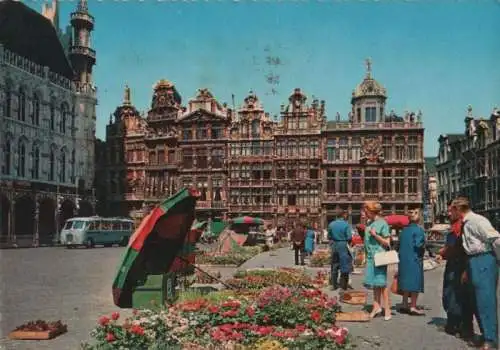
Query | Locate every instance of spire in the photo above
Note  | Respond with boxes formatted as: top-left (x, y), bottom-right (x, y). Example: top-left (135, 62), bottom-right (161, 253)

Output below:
top-left (123, 85), bottom-right (131, 106)
top-left (365, 57), bottom-right (372, 79)
top-left (77, 0), bottom-right (88, 12)
top-left (41, 0), bottom-right (60, 29)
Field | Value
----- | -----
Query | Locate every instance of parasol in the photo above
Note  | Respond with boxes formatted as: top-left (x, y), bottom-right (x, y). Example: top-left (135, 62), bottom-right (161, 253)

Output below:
top-left (384, 215), bottom-right (410, 229)
top-left (112, 187), bottom-right (200, 308)
top-left (231, 216), bottom-right (264, 225)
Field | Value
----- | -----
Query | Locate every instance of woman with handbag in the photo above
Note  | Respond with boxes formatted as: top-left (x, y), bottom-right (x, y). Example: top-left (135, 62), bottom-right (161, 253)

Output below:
top-left (363, 201), bottom-right (393, 320)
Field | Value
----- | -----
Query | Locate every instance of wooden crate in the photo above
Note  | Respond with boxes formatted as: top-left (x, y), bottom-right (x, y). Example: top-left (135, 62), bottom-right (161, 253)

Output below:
top-left (336, 311), bottom-right (371, 322)
top-left (340, 290), bottom-right (367, 305)
top-left (9, 326), bottom-right (67, 340)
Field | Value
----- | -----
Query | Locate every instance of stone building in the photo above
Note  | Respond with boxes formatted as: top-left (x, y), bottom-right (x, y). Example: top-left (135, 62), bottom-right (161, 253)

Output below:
top-left (436, 106), bottom-right (500, 227)
top-left (100, 60), bottom-right (425, 229)
top-left (0, 0), bottom-right (97, 246)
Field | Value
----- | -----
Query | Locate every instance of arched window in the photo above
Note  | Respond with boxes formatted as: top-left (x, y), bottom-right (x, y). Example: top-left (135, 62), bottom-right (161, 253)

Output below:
top-left (50, 101), bottom-right (55, 130)
top-left (18, 88), bottom-right (26, 121)
top-left (17, 140), bottom-right (26, 177)
top-left (49, 149), bottom-right (55, 181)
top-left (251, 120), bottom-right (260, 137)
top-left (71, 149), bottom-right (76, 183)
top-left (32, 145), bottom-right (40, 179)
top-left (4, 87), bottom-right (12, 118)
top-left (2, 139), bottom-right (11, 175)
top-left (33, 93), bottom-right (40, 125)
top-left (60, 103), bottom-right (67, 133)
top-left (59, 150), bottom-right (66, 183)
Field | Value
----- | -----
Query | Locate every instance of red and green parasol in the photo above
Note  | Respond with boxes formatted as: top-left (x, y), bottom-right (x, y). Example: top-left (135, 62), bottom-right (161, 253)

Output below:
top-left (230, 216), bottom-right (264, 225)
top-left (112, 187), bottom-right (200, 308)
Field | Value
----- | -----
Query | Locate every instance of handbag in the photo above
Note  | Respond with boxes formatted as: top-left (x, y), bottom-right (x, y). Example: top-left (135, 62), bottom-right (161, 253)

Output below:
top-left (374, 244), bottom-right (399, 267)
top-left (390, 275), bottom-right (403, 295)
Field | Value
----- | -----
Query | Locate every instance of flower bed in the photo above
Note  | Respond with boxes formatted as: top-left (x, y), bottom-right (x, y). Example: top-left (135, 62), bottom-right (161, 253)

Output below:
top-left (196, 246), bottom-right (263, 266)
top-left (226, 268), bottom-right (329, 290)
top-left (83, 285), bottom-right (351, 349)
top-left (309, 249), bottom-right (330, 267)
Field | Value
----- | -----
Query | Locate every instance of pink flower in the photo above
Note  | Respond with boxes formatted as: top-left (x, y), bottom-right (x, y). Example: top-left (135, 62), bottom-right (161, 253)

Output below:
top-left (105, 332), bottom-right (115, 342)
top-left (111, 312), bottom-right (120, 320)
top-left (98, 316), bottom-right (110, 326)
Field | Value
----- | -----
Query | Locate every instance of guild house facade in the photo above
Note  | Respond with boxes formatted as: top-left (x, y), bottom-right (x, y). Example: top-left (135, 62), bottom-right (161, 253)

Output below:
top-left (0, 0), bottom-right (98, 246)
top-left (100, 60), bottom-right (424, 229)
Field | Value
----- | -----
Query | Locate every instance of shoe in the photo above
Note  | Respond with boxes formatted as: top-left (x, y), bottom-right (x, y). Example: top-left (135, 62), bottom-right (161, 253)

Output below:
top-left (370, 308), bottom-right (382, 319)
top-left (409, 307), bottom-right (425, 316)
top-left (384, 314), bottom-right (392, 321)
top-left (480, 342), bottom-right (497, 350)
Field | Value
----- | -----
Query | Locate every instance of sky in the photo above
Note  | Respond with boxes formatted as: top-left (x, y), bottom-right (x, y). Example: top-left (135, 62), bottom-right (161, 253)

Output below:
top-left (27, 0), bottom-right (500, 156)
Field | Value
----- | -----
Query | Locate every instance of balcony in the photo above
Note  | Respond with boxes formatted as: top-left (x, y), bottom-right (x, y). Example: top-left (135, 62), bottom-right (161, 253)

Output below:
top-left (196, 201), bottom-right (227, 210)
top-left (69, 46), bottom-right (96, 62)
top-left (125, 192), bottom-right (144, 201)
top-left (228, 179), bottom-right (273, 187)
top-left (145, 163), bottom-right (177, 170)
top-left (70, 11), bottom-right (95, 28)
top-left (324, 121), bottom-right (423, 131)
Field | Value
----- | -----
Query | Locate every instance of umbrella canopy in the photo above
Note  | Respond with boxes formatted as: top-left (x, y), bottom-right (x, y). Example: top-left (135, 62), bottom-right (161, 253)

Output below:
top-left (231, 216), bottom-right (264, 225)
top-left (384, 215), bottom-right (410, 229)
top-left (112, 187), bottom-right (199, 308)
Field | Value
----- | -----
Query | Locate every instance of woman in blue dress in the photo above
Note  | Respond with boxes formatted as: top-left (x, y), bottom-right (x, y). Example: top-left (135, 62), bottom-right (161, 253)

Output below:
top-left (304, 225), bottom-right (315, 256)
top-left (397, 206), bottom-right (426, 315)
top-left (363, 201), bottom-right (392, 321)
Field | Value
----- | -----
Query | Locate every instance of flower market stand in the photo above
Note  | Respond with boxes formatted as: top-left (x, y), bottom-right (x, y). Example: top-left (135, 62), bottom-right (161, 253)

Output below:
top-left (131, 273), bottom-right (178, 310)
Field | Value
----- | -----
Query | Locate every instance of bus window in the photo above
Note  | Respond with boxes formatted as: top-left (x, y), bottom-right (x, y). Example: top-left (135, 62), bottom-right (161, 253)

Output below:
top-left (72, 221), bottom-right (87, 230)
top-left (88, 221), bottom-right (99, 231)
top-left (63, 221), bottom-right (73, 229)
top-left (112, 222), bottom-right (121, 230)
top-left (100, 221), bottom-right (110, 231)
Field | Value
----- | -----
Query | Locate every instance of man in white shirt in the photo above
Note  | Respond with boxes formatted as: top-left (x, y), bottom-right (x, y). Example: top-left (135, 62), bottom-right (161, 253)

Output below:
top-left (450, 197), bottom-right (499, 350)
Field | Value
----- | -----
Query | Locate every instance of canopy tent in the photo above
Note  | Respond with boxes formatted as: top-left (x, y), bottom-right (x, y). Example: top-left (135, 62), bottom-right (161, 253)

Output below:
top-left (112, 187), bottom-right (200, 308)
top-left (215, 229), bottom-right (248, 254)
top-left (230, 216), bottom-right (264, 225)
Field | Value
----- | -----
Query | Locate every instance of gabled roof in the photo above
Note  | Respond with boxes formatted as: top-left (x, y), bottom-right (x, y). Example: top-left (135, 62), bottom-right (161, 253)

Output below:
top-left (0, 0), bottom-right (74, 79)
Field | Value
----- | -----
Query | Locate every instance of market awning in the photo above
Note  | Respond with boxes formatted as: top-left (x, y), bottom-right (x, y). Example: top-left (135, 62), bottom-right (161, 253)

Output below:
top-left (230, 216), bottom-right (264, 225)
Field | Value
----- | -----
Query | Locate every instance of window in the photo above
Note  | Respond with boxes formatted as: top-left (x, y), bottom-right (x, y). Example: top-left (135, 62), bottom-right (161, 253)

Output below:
top-left (71, 149), bottom-right (76, 182)
top-left (310, 188), bottom-right (320, 207)
top-left (18, 88), bottom-right (26, 121)
top-left (251, 141), bottom-right (260, 156)
top-left (299, 117), bottom-right (307, 129)
top-left (276, 141), bottom-right (285, 157)
top-left (351, 137), bottom-right (361, 161)
top-left (157, 149), bottom-right (165, 164)
top-left (50, 102), bottom-right (55, 130)
top-left (17, 140), bottom-right (26, 177)
top-left (277, 189), bottom-right (285, 206)
top-left (183, 128), bottom-right (192, 140)
top-left (395, 169), bottom-right (405, 193)
top-left (212, 148), bottom-right (224, 168)
top-left (72, 221), bottom-right (87, 230)
top-left (59, 150), bottom-right (66, 182)
top-left (2, 139), bottom-right (11, 175)
top-left (198, 179), bottom-right (208, 200)
top-left (263, 141), bottom-right (273, 156)
top-left (276, 166), bottom-right (285, 179)
top-left (213, 178), bottom-right (223, 201)
top-left (326, 170), bottom-right (336, 192)
top-left (49, 149), bottom-right (55, 181)
top-left (365, 107), bottom-right (377, 122)
top-left (383, 136), bottom-right (393, 161)
top-left (408, 136), bottom-right (419, 160)
top-left (310, 141), bottom-right (319, 157)
top-left (309, 168), bottom-right (319, 179)
top-left (241, 142), bottom-right (250, 156)
top-left (408, 168), bottom-right (419, 193)
top-left (211, 125), bottom-right (223, 139)
top-left (196, 149), bottom-right (208, 168)
top-left (182, 149), bottom-right (193, 168)
top-left (149, 151), bottom-right (156, 165)
top-left (356, 108), bottom-right (361, 123)
top-left (60, 103), bottom-right (68, 133)
top-left (339, 170), bottom-right (348, 193)
top-left (299, 141), bottom-right (308, 157)
top-left (395, 136), bottom-right (406, 160)
top-left (287, 193), bottom-right (297, 206)
top-left (288, 140), bottom-right (297, 157)
top-left (4, 87), bottom-right (11, 118)
top-left (287, 167), bottom-right (296, 179)
top-left (196, 124), bottom-right (207, 139)
top-left (251, 120), bottom-right (260, 137)
top-left (327, 139), bottom-right (337, 161)
top-left (168, 150), bottom-right (175, 164)
top-left (352, 170), bottom-right (361, 193)
top-left (364, 169), bottom-right (378, 194)
top-left (339, 137), bottom-right (349, 161)
top-left (33, 93), bottom-right (40, 125)
top-left (382, 169), bottom-right (392, 194)
top-left (32, 145), bottom-right (40, 179)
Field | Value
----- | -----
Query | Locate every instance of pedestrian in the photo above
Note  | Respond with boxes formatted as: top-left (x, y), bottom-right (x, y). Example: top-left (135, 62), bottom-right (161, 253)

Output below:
top-left (291, 222), bottom-right (306, 266)
top-left (363, 201), bottom-right (392, 320)
top-left (450, 197), bottom-right (500, 350)
top-left (304, 224), bottom-right (316, 256)
top-left (438, 200), bottom-right (474, 341)
top-left (397, 205), bottom-right (426, 315)
top-left (328, 208), bottom-right (353, 290)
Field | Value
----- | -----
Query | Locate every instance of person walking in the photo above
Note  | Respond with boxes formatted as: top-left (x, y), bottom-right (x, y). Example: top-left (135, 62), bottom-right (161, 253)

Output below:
top-left (304, 224), bottom-right (316, 256)
top-left (439, 200), bottom-right (474, 341)
top-left (328, 208), bottom-right (353, 290)
top-left (291, 222), bottom-right (306, 266)
top-left (363, 201), bottom-right (392, 320)
top-left (450, 197), bottom-right (500, 350)
top-left (397, 205), bottom-right (426, 315)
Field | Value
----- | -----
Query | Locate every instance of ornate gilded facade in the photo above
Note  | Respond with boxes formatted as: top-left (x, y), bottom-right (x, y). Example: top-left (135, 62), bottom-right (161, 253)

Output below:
top-left (101, 60), bottom-right (425, 229)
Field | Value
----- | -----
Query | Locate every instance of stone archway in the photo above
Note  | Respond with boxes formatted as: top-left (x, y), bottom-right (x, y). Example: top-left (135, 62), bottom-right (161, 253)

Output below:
top-left (39, 197), bottom-right (56, 244)
top-left (78, 200), bottom-right (94, 217)
top-left (15, 195), bottom-right (35, 239)
top-left (59, 199), bottom-right (75, 231)
top-left (1, 193), bottom-right (10, 243)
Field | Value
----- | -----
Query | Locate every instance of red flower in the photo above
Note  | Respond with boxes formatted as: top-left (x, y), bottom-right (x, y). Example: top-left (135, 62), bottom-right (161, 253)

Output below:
top-left (98, 316), bottom-right (110, 326)
top-left (317, 329), bottom-right (327, 338)
top-left (336, 334), bottom-right (346, 345)
top-left (256, 326), bottom-right (274, 336)
top-left (310, 310), bottom-right (321, 323)
top-left (222, 309), bottom-right (238, 318)
top-left (130, 324), bottom-right (145, 336)
top-left (105, 332), bottom-right (116, 342)
top-left (263, 315), bottom-right (270, 323)
top-left (245, 306), bottom-right (255, 317)
top-left (208, 305), bottom-right (219, 313)
top-left (111, 312), bottom-right (120, 320)
top-left (295, 324), bottom-right (307, 332)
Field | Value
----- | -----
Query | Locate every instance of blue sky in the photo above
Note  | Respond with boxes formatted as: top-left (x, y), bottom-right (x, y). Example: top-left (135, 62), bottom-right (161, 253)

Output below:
top-left (29, 0), bottom-right (500, 156)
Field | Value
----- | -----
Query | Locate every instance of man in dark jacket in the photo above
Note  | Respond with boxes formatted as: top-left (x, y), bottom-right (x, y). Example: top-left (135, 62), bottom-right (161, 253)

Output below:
top-left (291, 223), bottom-right (306, 265)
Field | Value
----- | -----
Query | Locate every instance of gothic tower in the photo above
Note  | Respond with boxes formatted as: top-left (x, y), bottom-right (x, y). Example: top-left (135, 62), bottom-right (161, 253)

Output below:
top-left (68, 0), bottom-right (97, 193)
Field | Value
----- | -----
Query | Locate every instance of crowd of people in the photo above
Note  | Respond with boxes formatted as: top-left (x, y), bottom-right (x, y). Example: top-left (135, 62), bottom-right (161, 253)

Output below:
top-left (286, 197), bottom-right (499, 350)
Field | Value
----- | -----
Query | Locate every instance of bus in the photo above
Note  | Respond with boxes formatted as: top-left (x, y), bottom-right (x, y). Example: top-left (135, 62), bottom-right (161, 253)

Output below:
top-left (60, 216), bottom-right (134, 248)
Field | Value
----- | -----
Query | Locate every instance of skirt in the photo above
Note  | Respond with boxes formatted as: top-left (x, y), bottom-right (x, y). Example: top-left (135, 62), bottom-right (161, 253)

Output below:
top-left (363, 256), bottom-right (388, 289)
